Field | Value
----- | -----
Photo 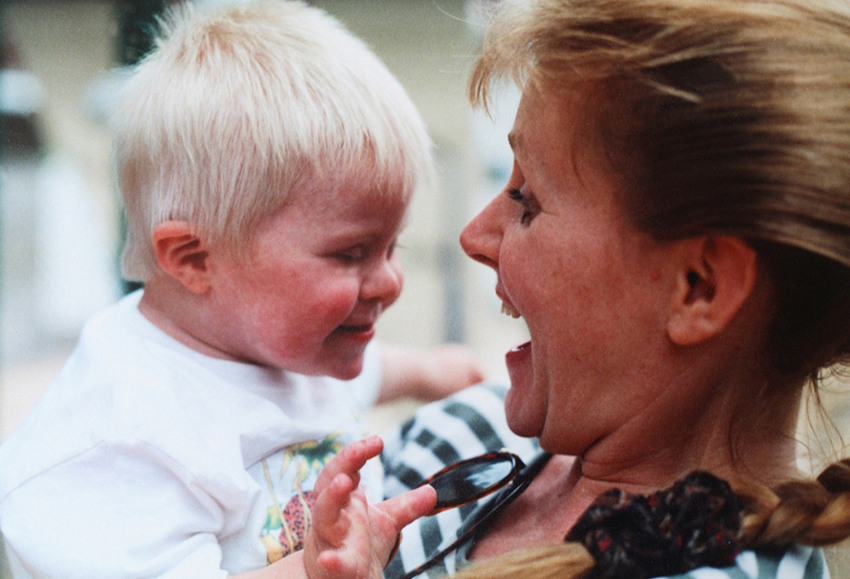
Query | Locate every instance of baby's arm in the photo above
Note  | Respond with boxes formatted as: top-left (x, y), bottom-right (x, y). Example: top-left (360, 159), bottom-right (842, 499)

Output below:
top-left (234, 437), bottom-right (436, 579)
top-left (377, 343), bottom-right (486, 403)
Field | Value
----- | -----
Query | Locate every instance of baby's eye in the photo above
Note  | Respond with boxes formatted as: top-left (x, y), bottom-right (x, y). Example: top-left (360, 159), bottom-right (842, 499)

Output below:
top-left (508, 188), bottom-right (538, 225)
top-left (334, 246), bottom-right (366, 262)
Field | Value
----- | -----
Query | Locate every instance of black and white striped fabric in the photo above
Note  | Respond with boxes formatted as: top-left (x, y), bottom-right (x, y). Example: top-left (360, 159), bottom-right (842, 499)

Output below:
top-left (380, 383), bottom-right (831, 579)
top-left (381, 383), bottom-right (541, 578)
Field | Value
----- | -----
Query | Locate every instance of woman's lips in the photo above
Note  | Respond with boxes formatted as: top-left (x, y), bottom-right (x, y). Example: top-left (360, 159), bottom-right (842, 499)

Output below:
top-left (507, 340), bottom-right (531, 356)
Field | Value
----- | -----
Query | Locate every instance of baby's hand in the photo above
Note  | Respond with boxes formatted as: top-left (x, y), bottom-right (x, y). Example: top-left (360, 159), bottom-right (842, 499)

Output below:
top-left (303, 437), bottom-right (436, 579)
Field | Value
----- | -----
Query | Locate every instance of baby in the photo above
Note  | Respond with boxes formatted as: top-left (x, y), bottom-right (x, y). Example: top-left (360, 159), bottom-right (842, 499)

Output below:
top-left (0, 1), bottom-right (481, 577)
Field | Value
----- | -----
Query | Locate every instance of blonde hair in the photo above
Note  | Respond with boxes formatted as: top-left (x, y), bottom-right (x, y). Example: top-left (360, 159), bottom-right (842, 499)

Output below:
top-left (113, 0), bottom-right (433, 281)
top-left (458, 0), bottom-right (850, 575)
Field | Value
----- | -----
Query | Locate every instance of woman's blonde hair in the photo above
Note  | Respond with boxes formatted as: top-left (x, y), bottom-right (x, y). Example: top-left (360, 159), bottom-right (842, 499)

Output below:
top-left (459, 0), bottom-right (850, 575)
top-left (113, 0), bottom-right (433, 282)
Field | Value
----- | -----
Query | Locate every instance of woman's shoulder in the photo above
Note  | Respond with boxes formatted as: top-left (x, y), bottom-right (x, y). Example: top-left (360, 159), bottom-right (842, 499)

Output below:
top-left (665, 545), bottom-right (830, 578)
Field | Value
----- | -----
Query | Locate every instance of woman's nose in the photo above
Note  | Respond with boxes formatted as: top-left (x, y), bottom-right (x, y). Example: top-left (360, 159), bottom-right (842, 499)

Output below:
top-left (460, 197), bottom-right (502, 270)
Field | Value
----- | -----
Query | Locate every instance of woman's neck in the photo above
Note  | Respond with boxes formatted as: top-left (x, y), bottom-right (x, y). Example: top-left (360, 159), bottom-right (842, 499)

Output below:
top-left (573, 375), bottom-right (802, 494)
top-left (470, 411), bottom-right (800, 564)
top-left (471, 373), bottom-right (802, 563)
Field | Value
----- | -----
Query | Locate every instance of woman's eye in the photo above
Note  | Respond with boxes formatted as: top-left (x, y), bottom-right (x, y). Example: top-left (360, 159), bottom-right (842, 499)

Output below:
top-left (508, 188), bottom-right (537, 225)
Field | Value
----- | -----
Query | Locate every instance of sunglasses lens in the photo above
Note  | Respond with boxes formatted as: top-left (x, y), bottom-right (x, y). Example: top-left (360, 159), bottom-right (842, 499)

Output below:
top-left (430, 454), bottom-right (517, 511)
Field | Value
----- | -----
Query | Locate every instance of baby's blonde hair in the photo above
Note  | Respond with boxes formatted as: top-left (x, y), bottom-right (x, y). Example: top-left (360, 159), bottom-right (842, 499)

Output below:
top-left (113, 0), bottom-right (433, 281)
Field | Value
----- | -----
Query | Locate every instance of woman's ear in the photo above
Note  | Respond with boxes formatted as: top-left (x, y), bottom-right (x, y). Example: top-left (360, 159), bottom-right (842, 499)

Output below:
top-left (151, 221), bottom-right (212, 294)
top-left (667, 236), bottom-right (757, 346)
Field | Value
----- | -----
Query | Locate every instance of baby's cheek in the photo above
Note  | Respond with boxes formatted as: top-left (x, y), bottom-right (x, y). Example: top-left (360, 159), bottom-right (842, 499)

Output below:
top-left (322, 282), bottom-right (364, 318)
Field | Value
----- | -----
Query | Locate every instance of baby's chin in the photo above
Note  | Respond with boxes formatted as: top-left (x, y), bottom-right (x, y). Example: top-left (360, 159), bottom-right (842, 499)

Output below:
top-left (331, 363), bottom-right (365, 381)
top-left (280, 349), bottom-right (365, 380)
top-left (323, 351), bottom-right (367, 381)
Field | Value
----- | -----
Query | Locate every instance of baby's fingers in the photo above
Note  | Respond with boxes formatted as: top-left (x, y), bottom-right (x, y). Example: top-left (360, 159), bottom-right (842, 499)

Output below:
top-left (313, 437), bottom-right (383, 496)
top-left (312, 473), bottom-right (362, 544)
top-left (375, 485), bottom-right (437, 546)
top-left (305, 473), bottom-right (372, 578)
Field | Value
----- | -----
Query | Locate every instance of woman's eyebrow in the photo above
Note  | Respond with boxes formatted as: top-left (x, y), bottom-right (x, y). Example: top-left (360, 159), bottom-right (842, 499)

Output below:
top-left (508, 131), bottom-right (521, 152)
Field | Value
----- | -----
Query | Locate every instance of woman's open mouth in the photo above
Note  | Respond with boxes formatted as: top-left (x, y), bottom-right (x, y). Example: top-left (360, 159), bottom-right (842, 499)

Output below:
top-left (501, 301), bottom-right (521, 319)
top-left (505, 340), bottom-right (532, 389)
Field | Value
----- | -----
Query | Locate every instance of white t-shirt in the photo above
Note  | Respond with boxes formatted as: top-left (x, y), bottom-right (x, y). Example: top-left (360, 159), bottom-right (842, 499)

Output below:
top-left (0, 291), bottom-right (382, 578)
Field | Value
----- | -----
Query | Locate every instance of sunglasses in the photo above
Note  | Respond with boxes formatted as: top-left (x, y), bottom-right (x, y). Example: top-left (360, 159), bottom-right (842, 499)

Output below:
top-left (392, 450), bottom-right (552, 579)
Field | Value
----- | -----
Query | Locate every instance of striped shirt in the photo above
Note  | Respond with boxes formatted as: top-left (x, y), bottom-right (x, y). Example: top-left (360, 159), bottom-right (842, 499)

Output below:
top-left (381, 384), bottom-right (830, 579)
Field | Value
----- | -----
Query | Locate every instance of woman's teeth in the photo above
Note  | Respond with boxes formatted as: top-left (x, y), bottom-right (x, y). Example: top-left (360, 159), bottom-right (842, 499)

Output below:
top-left (501, 302), bottom-right (521, 319)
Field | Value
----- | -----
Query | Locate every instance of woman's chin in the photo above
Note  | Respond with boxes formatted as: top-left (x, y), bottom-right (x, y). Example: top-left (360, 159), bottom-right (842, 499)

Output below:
top-left (504, 384), bottom-right (545, 438)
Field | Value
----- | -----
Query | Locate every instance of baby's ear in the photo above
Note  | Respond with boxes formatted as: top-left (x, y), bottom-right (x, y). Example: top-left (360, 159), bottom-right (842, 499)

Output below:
top-left (666, 236), bottom-right (757, 346)
top-left (151, 221), bottom-right (211, 294)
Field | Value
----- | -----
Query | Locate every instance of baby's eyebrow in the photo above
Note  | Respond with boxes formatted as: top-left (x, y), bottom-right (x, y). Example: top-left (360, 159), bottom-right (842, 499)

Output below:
top-left (326, 228), bottom-right (385, 246)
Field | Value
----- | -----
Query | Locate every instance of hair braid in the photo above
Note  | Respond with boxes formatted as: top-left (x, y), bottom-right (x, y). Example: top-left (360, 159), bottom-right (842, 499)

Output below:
top-left (740, 460), bottom-right (850, 548)
top-left (741, 482), bottom-right (831, 547)
top-left (454, 462), bottom-right (850, 578)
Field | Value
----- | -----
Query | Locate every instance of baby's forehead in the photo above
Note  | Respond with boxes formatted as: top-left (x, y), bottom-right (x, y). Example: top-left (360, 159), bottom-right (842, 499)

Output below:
top-left (298, 169), bottom-right (413, 206)
top-left (265, 181), bottom-right (410, 246)
top-left (274, 175), bottom-right (410, 226)
top-left (308, 145), bottom-right (420, 199)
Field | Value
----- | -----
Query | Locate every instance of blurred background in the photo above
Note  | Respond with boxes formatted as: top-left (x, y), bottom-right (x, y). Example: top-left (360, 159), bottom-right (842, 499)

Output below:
top-left (0, 0), bottom-right (529, 440)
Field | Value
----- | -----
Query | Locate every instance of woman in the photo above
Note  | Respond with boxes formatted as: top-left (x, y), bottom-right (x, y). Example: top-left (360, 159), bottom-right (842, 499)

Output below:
top-left (382, 0), bottom-right (850, 577)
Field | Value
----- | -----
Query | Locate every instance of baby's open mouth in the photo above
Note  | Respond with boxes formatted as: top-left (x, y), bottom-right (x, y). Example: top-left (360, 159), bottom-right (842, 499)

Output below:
top-left (338, 324), bottom-right (372, 333)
